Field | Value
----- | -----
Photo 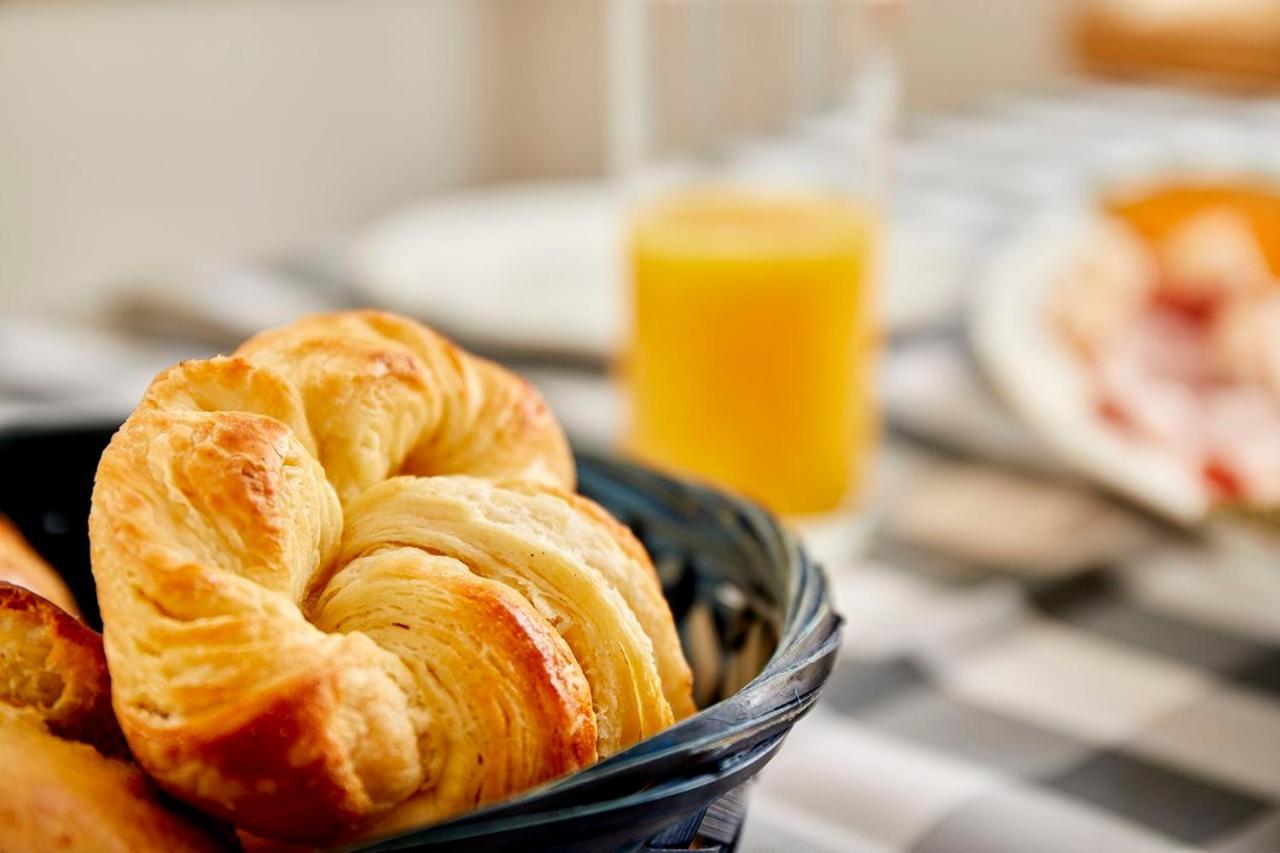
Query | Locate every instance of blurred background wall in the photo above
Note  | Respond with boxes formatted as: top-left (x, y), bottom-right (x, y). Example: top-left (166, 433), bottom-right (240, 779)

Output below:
top-left (0, 0), bottom-right (480, 312)
top-left (901, 0), bottom-right (1072, 107)
top-left (0, 0), bottom-right (1071, 313)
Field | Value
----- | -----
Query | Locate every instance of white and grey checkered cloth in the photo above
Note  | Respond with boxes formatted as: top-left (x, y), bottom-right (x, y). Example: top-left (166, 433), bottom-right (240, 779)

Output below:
top-left (744, 511), bottom-right (1280, 852)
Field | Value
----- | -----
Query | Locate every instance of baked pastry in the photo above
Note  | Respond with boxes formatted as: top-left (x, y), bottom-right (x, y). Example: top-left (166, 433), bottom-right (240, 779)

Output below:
top-left (0, 581), bottom-right (224, 851)
top-left (0, 580), bottom-right (122, 756)
top-left (0, 514), bottom-right (79, 616)
top-left (1074, 0), bottom-right (1280, 85)
top-left (90, 310), bottom-right (695, 843)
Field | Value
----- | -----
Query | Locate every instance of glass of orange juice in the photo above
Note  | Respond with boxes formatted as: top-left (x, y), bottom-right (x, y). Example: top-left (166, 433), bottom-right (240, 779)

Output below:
top-left (615, 0), bottom-right (898, 517)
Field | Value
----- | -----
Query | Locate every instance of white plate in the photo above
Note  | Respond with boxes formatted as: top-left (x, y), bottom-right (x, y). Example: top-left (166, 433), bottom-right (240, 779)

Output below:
top-left (970, 207), bottom-right (1208, 524)
top-left (349, 181), bottom-right (625, 361)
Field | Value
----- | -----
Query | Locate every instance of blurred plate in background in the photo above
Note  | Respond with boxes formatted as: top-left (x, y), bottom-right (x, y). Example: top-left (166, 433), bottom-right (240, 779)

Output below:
top-left (350, 181), bottom-right (624, 365)
top-left (971, 158), bottom-right (1280, 526)
top-left (971, 206), bottom-right (1209, 525)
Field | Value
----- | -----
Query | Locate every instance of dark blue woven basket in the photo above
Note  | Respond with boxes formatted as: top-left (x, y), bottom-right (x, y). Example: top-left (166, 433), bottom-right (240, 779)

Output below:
top-left (0, 425), bottom-right (841, 853)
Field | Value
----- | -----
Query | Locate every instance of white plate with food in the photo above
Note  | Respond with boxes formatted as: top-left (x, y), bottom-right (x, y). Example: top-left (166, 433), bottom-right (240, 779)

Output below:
top-left (973, 175), bottom-right (1280, 524)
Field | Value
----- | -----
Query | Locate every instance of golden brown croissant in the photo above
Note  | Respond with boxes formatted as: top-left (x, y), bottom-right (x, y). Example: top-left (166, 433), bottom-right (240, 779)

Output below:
top-left (90, 310), bottom-right (694, 843)
top-left (0, 515), bottom-right (80, 616)
top-left (0, 582), bottom-right (225, 851)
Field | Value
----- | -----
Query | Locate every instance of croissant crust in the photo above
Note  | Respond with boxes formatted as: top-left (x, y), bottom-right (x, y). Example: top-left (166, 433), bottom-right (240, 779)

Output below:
top-left (0, 581), bottom-right (225, 851)
top-left (90, 310), bottom-right (694, 843)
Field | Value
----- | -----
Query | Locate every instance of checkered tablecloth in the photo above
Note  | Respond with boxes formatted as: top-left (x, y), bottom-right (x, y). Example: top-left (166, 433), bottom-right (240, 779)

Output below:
top-left (4, 80), bottom-right (1280, 853)
top-left (742, 507), bottom-right (1280, 853)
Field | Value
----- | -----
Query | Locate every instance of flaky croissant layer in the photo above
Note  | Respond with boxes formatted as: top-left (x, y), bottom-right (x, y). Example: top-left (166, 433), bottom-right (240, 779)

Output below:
top-left (89, 310), bottom-right (694, 843)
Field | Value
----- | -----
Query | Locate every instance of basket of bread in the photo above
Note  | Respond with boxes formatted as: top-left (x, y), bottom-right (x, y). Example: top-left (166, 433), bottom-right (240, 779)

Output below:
top-left (0, 310), bottom-right (839, 852)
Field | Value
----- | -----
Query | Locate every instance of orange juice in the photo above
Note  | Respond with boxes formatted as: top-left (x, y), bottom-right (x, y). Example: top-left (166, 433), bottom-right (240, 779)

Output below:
top-left (624, 190), bottom-right (878, 515)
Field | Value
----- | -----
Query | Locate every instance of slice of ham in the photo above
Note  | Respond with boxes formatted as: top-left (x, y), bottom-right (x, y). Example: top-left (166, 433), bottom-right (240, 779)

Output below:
top-left (1201, 386), bottom-right (1280, 503)
top-left (1094, 307), bottom-right (1206, 454)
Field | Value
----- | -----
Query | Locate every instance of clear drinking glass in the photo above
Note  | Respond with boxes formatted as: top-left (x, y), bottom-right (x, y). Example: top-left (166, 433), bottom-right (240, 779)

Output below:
top-left (613, 0), bottom-right (900, 518)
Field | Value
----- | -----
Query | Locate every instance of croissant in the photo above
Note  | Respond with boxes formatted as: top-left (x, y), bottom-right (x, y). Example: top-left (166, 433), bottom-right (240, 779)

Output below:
top-left (0, 581), bottom-right (225, 851)
top-left (0, 514), bottom-right (80, 616)
top-left (90, 310), bottom-right (695, 843)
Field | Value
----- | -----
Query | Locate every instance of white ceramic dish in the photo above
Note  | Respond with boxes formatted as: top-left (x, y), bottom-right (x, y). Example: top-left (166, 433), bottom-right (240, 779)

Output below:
top-left (971, 206), bottom-right (1208, 524)
top-left (348, 181), bottom-right (624, 362)
top-left (971, 140), bottom-right (1280, 526)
